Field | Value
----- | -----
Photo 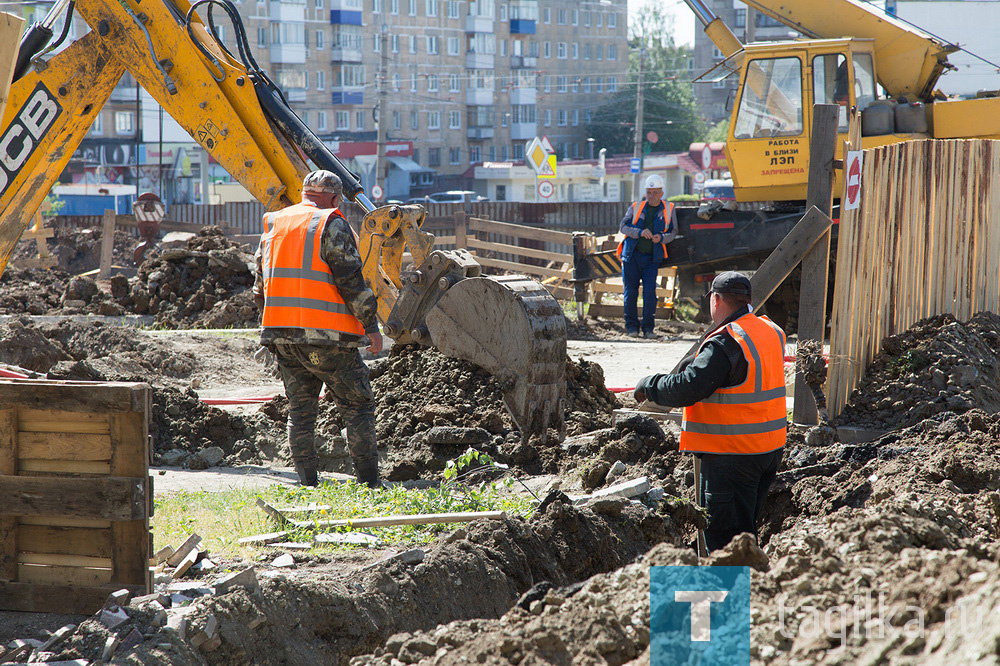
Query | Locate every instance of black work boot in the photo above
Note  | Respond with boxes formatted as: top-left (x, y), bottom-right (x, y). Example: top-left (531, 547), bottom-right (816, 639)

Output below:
top-left (353, 457), bottom-right (381, 489)
top-left (294, 462), bottom-right (319, 487)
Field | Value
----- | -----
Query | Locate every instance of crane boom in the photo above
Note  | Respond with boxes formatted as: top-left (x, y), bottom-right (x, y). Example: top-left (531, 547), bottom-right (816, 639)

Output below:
top-left (739, 0), bottom-right (958, 100)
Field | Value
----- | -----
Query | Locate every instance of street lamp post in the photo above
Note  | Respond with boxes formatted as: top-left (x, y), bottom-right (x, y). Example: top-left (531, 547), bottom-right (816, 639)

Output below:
top-left (587, 137), bottom-right (595, 160)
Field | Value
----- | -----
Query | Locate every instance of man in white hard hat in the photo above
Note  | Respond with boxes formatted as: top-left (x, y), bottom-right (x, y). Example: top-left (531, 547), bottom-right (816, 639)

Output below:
top-left (617, 173), bottom-right (677, 338)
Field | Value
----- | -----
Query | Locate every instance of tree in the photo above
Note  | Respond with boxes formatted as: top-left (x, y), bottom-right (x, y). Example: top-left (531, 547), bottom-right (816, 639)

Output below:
top-left (586, 6), bottom-right (706, 155)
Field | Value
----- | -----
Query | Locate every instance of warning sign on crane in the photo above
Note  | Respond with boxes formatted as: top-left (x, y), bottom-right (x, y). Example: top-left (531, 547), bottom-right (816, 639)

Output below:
top-left (843, 151), bottom-right (863, 211)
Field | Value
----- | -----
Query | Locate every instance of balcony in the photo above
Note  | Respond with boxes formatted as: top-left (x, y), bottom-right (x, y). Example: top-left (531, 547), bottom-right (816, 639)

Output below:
top-left (510, 19), bottom-right (536, 34)
top-left (284, 88), bottom-right (307, 103)
top-left (466, 89), bottom-right (493, 106)
top-left (466, 15), bottom-right (493, 33)
top-left (270, 44), bottom-right (306, 64)
top-left (271, 1), bottom-right (304, 22)
top-left (467, 127), bottom-right (494, 140)
top-left (466, 52), bottom-right (494, 69)
top-left (510, 122), bottom-right (537, 140)
top-left (330, 9), bottom-right (362, 24)
top-left (511, 55), bottom-right (537, 69)
top-left (510, 88), bottom-right (536, 105)
top-left (331, 89), bottom-right (364, 105)
top-left (331, 46), bottom-right (363, 62)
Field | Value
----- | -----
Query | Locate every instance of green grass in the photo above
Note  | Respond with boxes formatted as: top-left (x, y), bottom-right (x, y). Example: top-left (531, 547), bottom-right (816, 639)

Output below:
top-left (674, 298), bottom-right (701, 323)
top-left (154, 479), bottom-right (536, 558)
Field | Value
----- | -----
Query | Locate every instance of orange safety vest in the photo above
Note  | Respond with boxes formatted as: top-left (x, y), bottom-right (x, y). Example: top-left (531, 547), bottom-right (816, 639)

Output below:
top-left (680, 313), bottom-right (787, 455)
top-left (617, 200), bottom-right (672, 261)
top-left (260, 202), bottom-right (366, 336)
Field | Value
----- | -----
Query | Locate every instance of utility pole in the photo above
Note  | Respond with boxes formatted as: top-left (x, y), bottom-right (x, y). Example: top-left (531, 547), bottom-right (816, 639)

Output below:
top-left (631, 42), bottom-right (646, 201)
top-left (745, 7), bottom-right (757, 43)
top-left (375, 23), bottom-right (389, 201)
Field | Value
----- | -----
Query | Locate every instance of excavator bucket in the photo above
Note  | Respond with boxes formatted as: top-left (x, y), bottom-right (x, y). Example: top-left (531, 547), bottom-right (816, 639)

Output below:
top-left (425, 273), bottom-right (567, 443)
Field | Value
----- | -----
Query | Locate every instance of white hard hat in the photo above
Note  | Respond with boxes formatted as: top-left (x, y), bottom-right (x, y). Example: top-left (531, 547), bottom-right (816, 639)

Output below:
top-left (644, 174), bottom-right (665, 190)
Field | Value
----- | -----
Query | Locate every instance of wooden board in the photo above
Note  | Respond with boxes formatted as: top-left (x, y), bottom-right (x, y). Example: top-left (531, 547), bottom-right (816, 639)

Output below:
top-left (587, 304), bottom-right (675, 320)
top-left (468, 217), bottom-right (575, 245)
top-left (0, 581), bottom-right (145, 614)
top-left (18, 408), bottom-right (111, 434)
top-left (0, 476), bottom-right (146, 520)
top-left (466, 238), bottom-right (572, 264)
top-left (0, 380), bottom-right (148, 414)
top-left (18, 525), bottom-right (113, 558)
top-left (17, 432), bottom-right (113, 461)
top-left (473, 256), bottom-right (571, 280)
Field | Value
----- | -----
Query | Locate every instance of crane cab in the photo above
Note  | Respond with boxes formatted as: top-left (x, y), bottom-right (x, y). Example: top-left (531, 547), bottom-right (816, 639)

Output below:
top-left (725, 38), bottom-right (915, 202)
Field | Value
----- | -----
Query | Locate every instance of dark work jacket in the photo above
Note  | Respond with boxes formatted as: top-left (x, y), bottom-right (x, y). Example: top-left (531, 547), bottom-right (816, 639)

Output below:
top-left (636, 307), bottom-right (752, 407)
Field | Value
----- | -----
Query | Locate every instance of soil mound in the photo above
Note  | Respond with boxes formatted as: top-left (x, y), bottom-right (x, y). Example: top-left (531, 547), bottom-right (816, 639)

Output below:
top-left (835, 311), bottom-right (1000, 432)
top-left (113, 228), bottom-right (258, 328)
top-left (12, 227), bottom-right (136, 273)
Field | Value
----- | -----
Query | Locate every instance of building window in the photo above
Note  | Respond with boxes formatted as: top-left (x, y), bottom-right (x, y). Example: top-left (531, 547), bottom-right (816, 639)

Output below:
top-left (335, 64), bottom-right (365, 86)
top-left (607, 76), bottom-right (616, 93)
top-left (499, 4), bottom-right (506, 20)
top-left (511, 104), bottom-right (535, 123)
top-left (447, 0), bottom-right (459, 18)
top-left (543, 6), bottom-right (550, 23)
top-left (392, 73), bottom-right (401, 91)
top-left (583, 10), bottom-right (590, 27)
top-left (410, 73), bottom-right (418, 92)
top-left (426, 35), bottom-right (439, 54)
top-left (557, 109), bottom-right (567, 126)
top-left (390, 0), bottom-right (398, 13)
top-left (500, 112), bottom-right (507, 127)
top-left (428, 147), bottom-right (441, 166)
top-left (302, 111), bottom-right (309, 125)
top-left (571, 43), bottom-right (578, 59)
top-left (425, 0), bottom-right (437, 17)
top-left (410, 110), bottom-right (419, 129)
top-left (584, 44), bottom-right (591, 60)
top-left (557, 42), bottom-right (566, 59)
top-left (557, 8), bottom-right (566, 24)
top-left (585, 109), bottom-right (592, 123)
top-left (543, 109), bottom-right (551, 126)
top-left (115, 111), bottom-right (134, 134)
top-left (595, 77), bottom-right (602, 93)
top-left (449, 110), bottom-right (461, 128)
top-left (92, 114), bottom-right (103, 135)
top-left (544, 75), bottom-right (551, 92)
top-left (318, 111), bottom-right (328, 130)
top-left (543, 41), bottom-right (550, 58)
top-left (557, 76), bottom-right (567, 93)
top-left (596, 12), bottom-right (602, 27)
top-left (315, 0), bottom-right (323, 8)
top-left (713, 47), bottom-right (724, 60)
top-left (315, 30), bottom-right (325, 49)
top-left (596, 45), bottom-right (603, 60)
top-left (392, 110), bottom-right (401, 129)
top-left (332, 25), bottom-right (363, 50)
top-left (373, 0), bottom-right (381, 12)
top-left (583, 77), bottom-right (591, 93)
top-left (374, 33), bottom-right (381, 52)
top-left (469, 146), bottom-right (480, 163)
top-left (391, 34), bottom-right (399, 52)
top-left (410, 35), bottom-right (417, 54)
top-left (608, 12), bottom-right (617, 28)
top-left (468, 33), bottom-right (496, 55)
top-left (571, 9), bottom-right (577, 25)
top-left (335, 111), bottom-right (349, 129)
top-left (501, 144), bottom-right (509, 160)
top-left (450, 73), bottom-right (460, 91)
top-left (489, 146), bottom-right (497, 162)
top-left (257, 27), bottom-right (267, 47)
top-left (500, 40), bottom-right (507, 57)
top-left (316, 70), bottom-right (326, 90)
top-left (356, 110), bottom-right (365, 129)
top-left (447, 36), bottom-right (459, 55)
top-left (572, 109), bottom-right (579, 126)
top-left (449, 147), bottom-right (461, 164)
top-left (428, 111), bottom-right (440, 129)
top-left (426, 74), bottom-right (438, 92)
top-left (608, 44), bottom-right (617, 60)
top-left (572, 142), bottom-right (580, 158)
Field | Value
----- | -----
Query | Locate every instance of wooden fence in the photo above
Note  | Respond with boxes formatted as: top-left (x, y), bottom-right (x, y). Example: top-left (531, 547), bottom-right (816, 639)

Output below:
top-left (828, 139), bottom-right (1000, 417)
top-left (0, 379), bottom-right (152, 613)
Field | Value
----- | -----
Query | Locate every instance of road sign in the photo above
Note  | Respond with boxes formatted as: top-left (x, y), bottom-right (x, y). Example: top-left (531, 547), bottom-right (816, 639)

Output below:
top-left (693, 171), bottom-right (706, 184)
top-left (372, 184), bottom-right (384, 200)
top-left (537, 181), bottom-right (554, 199)
top-left (843, 150), bottom-right (863, 210)
top-left (702, 145), bottom-right (713, 170)
top-left (526, 137), bottom-right (552, 174)
top-left (540, 136), bottom-right (554, 153)
top-left (630, 158), bottom-right (641, 173)
top-left (538, 154), bottom-right (557, 178)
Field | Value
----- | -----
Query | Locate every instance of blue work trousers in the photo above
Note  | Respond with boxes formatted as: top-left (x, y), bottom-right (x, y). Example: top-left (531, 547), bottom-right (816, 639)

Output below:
top-left (622, 251), bottom-right (660, 333)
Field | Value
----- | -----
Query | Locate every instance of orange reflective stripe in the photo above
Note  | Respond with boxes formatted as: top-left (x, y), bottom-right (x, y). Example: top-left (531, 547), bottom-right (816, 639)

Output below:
top-left (680, 313), bottom-right (787, 455)
top-left (261, 203), bottom-right (365, 336)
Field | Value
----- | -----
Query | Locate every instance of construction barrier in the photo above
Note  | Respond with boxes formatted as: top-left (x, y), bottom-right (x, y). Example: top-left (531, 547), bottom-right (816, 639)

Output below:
top-left (0, 379), bottom-right (152, 613)
top-left (828, 139), bottom-right (1000, 418)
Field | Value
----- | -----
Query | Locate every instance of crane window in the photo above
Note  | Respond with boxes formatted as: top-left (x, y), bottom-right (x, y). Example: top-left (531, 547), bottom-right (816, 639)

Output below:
top-left (853, 54), bottom-right (877, 110)
top-left (813, 54), bottom-right (849, 131)
top-left (734, 57), bottom-right (803, 139)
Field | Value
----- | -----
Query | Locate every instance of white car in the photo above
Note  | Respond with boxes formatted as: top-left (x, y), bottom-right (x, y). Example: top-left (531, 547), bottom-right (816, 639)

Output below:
top-left (426, 190), bottom-right (489, 203)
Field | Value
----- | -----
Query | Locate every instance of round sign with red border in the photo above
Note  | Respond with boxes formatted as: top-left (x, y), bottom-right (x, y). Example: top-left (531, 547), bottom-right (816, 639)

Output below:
top-left (372, 184), bottom-right (384, 200)
top-left (537, 181), bottom-right (554, 199)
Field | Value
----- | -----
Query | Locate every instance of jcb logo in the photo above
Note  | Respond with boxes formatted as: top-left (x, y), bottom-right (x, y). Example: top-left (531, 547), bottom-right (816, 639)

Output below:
top-left (0, 83), bottom-right (62, 196)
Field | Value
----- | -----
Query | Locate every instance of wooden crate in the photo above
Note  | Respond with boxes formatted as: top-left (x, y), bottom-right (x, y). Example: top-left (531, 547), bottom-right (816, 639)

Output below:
top-left (0, 379), bottom-right (152, 613)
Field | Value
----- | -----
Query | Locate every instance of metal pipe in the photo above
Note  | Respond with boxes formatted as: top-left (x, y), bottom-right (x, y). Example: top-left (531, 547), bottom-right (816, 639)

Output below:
top-left (39, 0), bottom-right (73, 29)
top-left (682, 0), bottom-right (717, 28)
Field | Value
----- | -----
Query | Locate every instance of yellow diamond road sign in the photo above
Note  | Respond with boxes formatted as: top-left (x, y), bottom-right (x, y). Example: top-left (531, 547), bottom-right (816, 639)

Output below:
top-left (526, 137), bottom-right (555, 175)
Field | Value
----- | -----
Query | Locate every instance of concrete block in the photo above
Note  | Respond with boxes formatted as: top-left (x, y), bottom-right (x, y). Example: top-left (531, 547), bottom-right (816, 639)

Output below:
top-left (214, 567), bottom-right (259, 595)
top-left (271, 554), bottom-right (295, 568)
top-left (39, 624), bottom-right (76, 651)
top-left (99, 607), bottom-right (129, 630)
top-left (101, 636), bottom-right (120, 662)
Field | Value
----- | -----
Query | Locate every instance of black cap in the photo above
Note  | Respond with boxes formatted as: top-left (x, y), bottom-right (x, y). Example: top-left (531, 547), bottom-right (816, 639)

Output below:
top-left (710, 271), bottom-right (752, 297)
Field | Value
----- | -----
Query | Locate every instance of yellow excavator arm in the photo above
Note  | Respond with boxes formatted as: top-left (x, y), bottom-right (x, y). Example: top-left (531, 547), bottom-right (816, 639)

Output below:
top-left (0, 0), bottom-right (568, 440)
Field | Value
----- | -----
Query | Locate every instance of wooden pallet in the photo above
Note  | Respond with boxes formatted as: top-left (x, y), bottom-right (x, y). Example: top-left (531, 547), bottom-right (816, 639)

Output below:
top-left (0, 379), bottom-right (152, 613)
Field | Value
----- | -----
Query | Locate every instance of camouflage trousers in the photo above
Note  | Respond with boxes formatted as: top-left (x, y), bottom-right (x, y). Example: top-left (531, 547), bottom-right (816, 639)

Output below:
top-left (273, 343), bottom-right (379, 481)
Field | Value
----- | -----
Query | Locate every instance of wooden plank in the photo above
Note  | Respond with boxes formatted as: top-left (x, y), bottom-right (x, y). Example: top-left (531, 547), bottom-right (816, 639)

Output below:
top-left (793, 104), bottom-right (839, 426)
top-left (99, 210), bottom-right (116, 279)
top-left (0, 409), bottom-right (15, 581)
top-left (0, 380), bottom-right (148, 414)
top-left (18, 525), bottom-right (112, 558)
top-left (17, 432), bottom-right (112, 462)
top-left (474, 256), bottom-right (571, 279)
top-left (0, 581), bottom-right (145, 614)
top-left (18, 563), bottom-right (112, 586)
top-left (109, 411), bottom-right (151, 589)
top-left (751, 207), bottom-right (835, 311)
top-left (18, 553), bottom-right (113, 568)
top-left (591, 282), bottom-right (675, 298)
top-left (468, 217), bottom-right (575, 245)
top-left (18, 516), bottom-right (111, 529)
top-left (0, 475), bottom-right (146, 521)
top-left (256, 498), bottom-right (292, 526)
top-left (18, 460), bottom-right (111, 475)
top-left (18, 408), bottom-right (111, 434)
top-left (297, 511), bottom-right (506, 530)
top-left (0, 12), bottom-right (25, 122)
top-left (466, 238), bottom-right (573, 264)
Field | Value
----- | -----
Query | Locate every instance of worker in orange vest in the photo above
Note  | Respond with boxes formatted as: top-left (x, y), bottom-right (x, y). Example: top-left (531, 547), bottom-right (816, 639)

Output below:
top-left (634, 272), bottom-right (786, 552)
top-left (617, 174), bottom-right (677, 338)
top-left (253, 170), bottom-right (383, 487)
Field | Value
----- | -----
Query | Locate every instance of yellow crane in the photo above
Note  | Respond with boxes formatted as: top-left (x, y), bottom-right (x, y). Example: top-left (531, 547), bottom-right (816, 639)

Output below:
top-left (684, 0), bottom-right (1000, 202)
top-left (0, 0), bottom-right (566, 440)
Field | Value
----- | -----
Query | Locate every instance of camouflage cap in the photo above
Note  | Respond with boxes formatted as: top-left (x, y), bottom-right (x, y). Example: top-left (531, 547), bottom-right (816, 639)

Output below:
top-left (302, 170), bottom-right (343, 196)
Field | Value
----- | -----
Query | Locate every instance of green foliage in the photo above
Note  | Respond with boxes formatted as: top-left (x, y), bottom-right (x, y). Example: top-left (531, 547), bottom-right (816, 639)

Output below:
top-left (887, 349), bottom-right (930, 378)
top-left (43, 193), bottom-right (65, 215)
top-left (668, 194), bottom-right (700, 202)
top-left (704, 119), bottom-right (731, 143)
top-left (586, 6), bottom-right (706, 155)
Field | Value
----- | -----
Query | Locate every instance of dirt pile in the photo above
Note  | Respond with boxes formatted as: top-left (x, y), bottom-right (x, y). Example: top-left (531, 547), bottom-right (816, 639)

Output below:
top-left (40, 498), bottom-right (672, 665)
top-left (835, 311), bottom-right (1000, 432)
top-left (12, 226), bottom-right (136, 273)
top-left (0, 268), bottom-right (126, 316)
top-left (111, 228), bottom-right (258, 328)
top-left (565, 315), bottom-right (705, 341)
